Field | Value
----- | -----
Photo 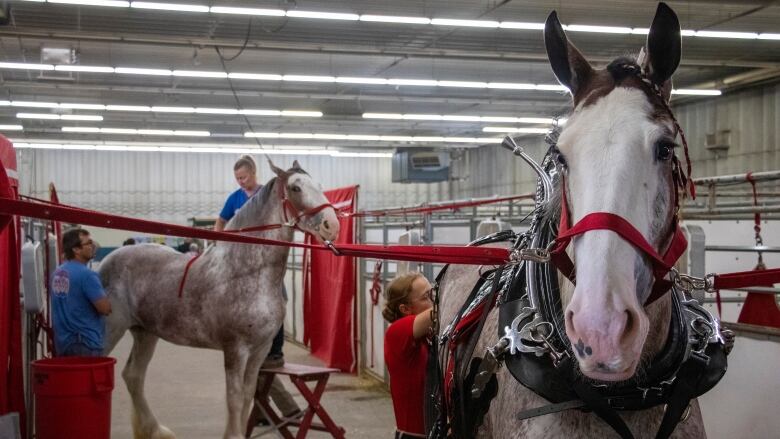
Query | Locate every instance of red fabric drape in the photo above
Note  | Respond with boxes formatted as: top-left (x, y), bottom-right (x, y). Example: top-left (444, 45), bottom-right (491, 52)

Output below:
top-left (0, 136), bottom-right (25, 434)
top-left (303, 186), bottom-right (358, 373)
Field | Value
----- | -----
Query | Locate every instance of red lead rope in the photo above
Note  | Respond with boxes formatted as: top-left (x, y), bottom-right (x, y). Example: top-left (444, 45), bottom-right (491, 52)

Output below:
top-left (0, 195), bottom-right (511, 266)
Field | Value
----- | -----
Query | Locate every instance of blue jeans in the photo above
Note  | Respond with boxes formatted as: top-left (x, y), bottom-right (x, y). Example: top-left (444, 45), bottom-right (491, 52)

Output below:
top-left (59, 341), bottom-right (103, 357)
top-left (269, 325), bottom-right (284, 358)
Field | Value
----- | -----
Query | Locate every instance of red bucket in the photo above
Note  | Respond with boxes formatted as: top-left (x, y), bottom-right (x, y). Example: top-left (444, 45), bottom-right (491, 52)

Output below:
top-left (32, 356), bottom-right (117, 439)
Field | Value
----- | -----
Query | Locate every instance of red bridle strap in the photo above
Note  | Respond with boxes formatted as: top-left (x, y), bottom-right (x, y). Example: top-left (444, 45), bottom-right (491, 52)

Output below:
top-left (549, 177), bottom-right (688, 305)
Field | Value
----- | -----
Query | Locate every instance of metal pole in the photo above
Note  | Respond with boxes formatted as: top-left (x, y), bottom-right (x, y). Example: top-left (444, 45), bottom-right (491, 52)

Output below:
top-left (693, 170), bottom-right (780, 186)
top-left (423, 212), bottom-right (434, 281)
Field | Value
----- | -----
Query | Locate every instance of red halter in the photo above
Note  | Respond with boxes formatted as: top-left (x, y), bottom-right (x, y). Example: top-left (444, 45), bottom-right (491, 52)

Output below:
top-left (549, 175), bottom-right (688, 305)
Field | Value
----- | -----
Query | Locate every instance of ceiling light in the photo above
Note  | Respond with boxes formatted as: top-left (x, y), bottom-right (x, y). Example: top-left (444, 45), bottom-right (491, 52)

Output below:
top-left (362, 113), bottom-right (556, 124)
top-left (282, 75), bottom-right (336, 83)
top-left (564, 24), bottom-right (632, 34)
top-left (194, 108), bottom-right (239, 115)
top-left (387, 79), bottom-right (439, 87)
top-left (758, 33), bottom-right (780, 40)
top-left (359, 15), bottom-right (430, 25)
top-left (695, 30), bottom-right (758, 39)
top-left (285, 10), bottom-right (359, 20)
top-left (227, 72), bottom-right (283, 81)
top-left (17, 113), bottom-right (60, 120)
top-left (17, 113), bottom-right (103, 121)
top-left (431, 18), bottom-right (499, 28)
top-left (49, 0), bottom-right (129, 7)
top-left (172, 70), bottom-right (228, 78)
top-left (115, 67), bottom-right (173, 76)
top-left (0, 125), bottom-right (24, 131)
top-left (486, 82), bottom-right (535, 90)
top-left (209, 6), bottom-right (285, 16)
top-left (498, 22), bottom-right (544, 30)
top-left (61, 126), bottom-right (210, 136)
top-left (672, 89), bottom-right (722, 96)
top-left (105, 105), bottom-right (152, 112)
top-left (130, 2), bottom-right (209, 13)
top-left (13, 142), bottom-right (392, 157)
top-left (244, 131), bottom-right (501, 144)
top-left (150, 106), bottom-right (196, 113)
top-left (438, 80), bottom-right (488, 88)
top-left (60, 103), bottom-right (107, 110)
top-left (482, 127), bottom-right (550, 134)
top-left (280, 111), bottom-right (323, 117)
top-left (10, 101), bottom-right (59, 108)
top-left (54, 65), bottom-right (116, 73)
top-left (334, 77), bottom-right (389, 85)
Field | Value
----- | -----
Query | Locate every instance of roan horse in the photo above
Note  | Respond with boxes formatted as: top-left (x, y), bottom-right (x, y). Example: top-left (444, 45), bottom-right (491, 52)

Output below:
top-left (99, 160), bottom-right (339, 439)
top-left (433, 3), bottom-right (727, 438)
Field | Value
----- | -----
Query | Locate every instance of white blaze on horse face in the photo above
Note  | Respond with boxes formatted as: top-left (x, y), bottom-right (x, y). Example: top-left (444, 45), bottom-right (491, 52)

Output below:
top-left (287, 173), bottom-right (340, 242)
top-left (558, 87), bottom-right (673, 381)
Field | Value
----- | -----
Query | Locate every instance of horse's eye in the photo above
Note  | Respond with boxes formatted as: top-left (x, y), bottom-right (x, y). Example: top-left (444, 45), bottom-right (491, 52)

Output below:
top-left (655, 140), bottom-right (676, 161)
top-left (290, 186), bottom-right (302, 193)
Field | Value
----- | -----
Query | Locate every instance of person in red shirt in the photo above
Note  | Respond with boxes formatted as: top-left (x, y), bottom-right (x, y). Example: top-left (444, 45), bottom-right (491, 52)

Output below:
top-left (383, 272), bottom-right (434, 439)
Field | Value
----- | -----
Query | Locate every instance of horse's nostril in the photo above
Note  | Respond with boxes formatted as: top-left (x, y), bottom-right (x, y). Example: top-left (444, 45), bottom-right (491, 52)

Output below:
top-left (323, 220), bottom-right (330, 230)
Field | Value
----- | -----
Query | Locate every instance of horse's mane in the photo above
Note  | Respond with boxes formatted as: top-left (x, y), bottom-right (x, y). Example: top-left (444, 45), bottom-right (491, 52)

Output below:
top-left (227, 177), bottom-right (278, 230)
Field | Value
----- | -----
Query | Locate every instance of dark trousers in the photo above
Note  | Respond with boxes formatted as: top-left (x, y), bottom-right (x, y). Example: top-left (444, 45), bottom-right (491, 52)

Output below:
top-left (394, 431), bottom-right (425, 439)
top-left (269, 325), bottom-right (284, 357)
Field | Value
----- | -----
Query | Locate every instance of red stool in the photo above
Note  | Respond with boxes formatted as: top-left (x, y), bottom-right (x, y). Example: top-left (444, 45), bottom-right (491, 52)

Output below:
top-left (246, 363), bottom-right (346, 439)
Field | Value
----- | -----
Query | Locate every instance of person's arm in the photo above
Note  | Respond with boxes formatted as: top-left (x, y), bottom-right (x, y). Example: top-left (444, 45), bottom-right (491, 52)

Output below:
top-left (214, 217), bottom-right (227, 231)
top-left (412, 308), bottom-right (434, 339)
top-left (93, 297), bottom-right (112, 316)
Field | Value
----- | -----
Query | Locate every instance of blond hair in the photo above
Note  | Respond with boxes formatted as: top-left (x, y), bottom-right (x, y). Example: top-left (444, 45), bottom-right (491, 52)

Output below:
top-left (382, 272), bottom-right (425, 323)
top-left (233, 155), bottom-right (257, 174)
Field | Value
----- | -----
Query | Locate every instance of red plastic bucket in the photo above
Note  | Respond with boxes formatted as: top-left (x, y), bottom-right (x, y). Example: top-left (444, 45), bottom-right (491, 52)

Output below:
top-left (32, 356), bottom-right (117, 439)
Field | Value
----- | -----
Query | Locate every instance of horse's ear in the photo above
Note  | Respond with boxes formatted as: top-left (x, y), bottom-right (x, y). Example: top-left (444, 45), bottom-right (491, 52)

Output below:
top-left (544, 11), bottom-right (593, 97)
top-left (267, 158), bottom-right (287, 178)
top-left (642, 2), bottom-right (681, 99)
top-left (292, 159), bottom-right (301, 169)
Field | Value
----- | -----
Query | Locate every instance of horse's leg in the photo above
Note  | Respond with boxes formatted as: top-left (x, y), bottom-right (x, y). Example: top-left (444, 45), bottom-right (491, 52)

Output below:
top-left (103, 299), bottom-right (131, 355)
top-left (240, 350), bottom-right (265, 429)
top-left (123, 327), bottom-right (175, 439)
top-left (223, 344), bottom-right (250, 439)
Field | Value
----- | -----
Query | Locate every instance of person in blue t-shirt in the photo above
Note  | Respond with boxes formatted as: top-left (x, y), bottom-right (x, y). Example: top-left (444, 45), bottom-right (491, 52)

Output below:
top-left (51, 228), bottom-right (112, 357)
top-left (216, 155), bottom-right (301, 424)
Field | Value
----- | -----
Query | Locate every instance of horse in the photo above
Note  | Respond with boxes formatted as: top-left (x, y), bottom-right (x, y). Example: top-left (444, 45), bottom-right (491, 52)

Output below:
top-left (99, 160), bottom-right (339, 439)
top-left (432, 3), bottom-right (727, 438)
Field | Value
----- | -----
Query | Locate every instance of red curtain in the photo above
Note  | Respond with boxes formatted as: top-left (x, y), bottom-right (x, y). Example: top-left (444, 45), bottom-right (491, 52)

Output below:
top-left (0, 136), bottom-right (25, 433)
top-left (303, 186), bottom-right (358, 373)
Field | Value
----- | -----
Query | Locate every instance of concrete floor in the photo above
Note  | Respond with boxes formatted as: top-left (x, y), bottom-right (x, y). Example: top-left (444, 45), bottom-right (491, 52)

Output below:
top-left (109, 335), bottom-right (395, 438)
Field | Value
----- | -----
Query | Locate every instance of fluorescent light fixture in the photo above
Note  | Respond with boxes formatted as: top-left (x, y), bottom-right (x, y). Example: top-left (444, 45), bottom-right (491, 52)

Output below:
top-left (13, 142), bottom-right (392, 157)
top-left (482, 127), bottom-right (550, 134)
top-left (631, 28), bottom-right (650, 35)
top-left (17, 113), bottom-right (103, 121)
top-left (172, 70), bottom-right (228, 78)
top-left (535, 84), bottom-right (569, 91)
top-left (17, 113), bottom-right (61, 120)
top-left (239, 109), bottom-right (281, 116)
top-left (487, 82), bottom-right (535, 90)
top-left (60, 114), bottom-right (104, 121)
top-left (758, 33), bottom-right (780, 40)
top-left (228, 72), bottom-right (283, 81)
top-left (681, 29), bottom-right (697, 37)
top-left (49, 0), bottom-right (129, 7)
top-left (282, 75), bottom-right (336, 83)
top-left (695, 30), bottom-right (758, 39)
top-left (54, 65), bottom-right (116, 73)
top-left (362, 113), bottom-right (556, 124)
top-left (194, 107), bottom-right (239, 115)
top-left (672, 89), bottom-right (722, 96)
top-left (431, 18), bottom-right (499, 28)
top-left (359, 15), bottom-right (430, 24)
top-left (438, 80), bottom-right (488, 88)
top-left (285, 10), bottom-right (359, 20)
top-left (334, 77), bottom-right (389, 85)
top-left (387, 78), bottom-right (439, 87)
top-left (498, 22), bottom-right (544, 30)
top-left (209, 6), bottom-right (285, 16)
top-left (11, 101), bottom-right (59, 108)
top-left (130, 2), bottom-right (209, 13)
top-left (150, 106), bottom-right (196, 113)
top-left (115, 67), bottom-right (173, 76)
top-left (245, 131), bottom-right (502, 144)
top-left (280, 111), bottom-right (324, 117)
top-left (62, 126), bottom-right (210, 136)
top-left (105, 105), bottom-right (152, 112)
top-left (0, 125), bottom-right (24, 131)
top-left (565, 24), bottom-right (632, 34)
top-left (0, 62), bottom-right (54, 70)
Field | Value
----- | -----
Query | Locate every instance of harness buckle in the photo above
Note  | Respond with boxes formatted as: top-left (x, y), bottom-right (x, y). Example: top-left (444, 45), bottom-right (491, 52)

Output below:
top-left (672, 271), bottom-right (715, 294)
top-left (518, 247), bottom-right (551, 263)
top-left (324, 240), bottom-right (341, 256)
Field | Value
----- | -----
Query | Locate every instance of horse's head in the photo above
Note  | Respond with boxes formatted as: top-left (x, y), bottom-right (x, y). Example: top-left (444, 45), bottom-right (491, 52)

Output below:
top-left (545, 3), bottom-right (682, 381)
top-left (268, 159), bottom-right (340, 243)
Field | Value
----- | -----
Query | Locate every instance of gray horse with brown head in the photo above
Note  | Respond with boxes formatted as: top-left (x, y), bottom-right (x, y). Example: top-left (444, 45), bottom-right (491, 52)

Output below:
top-left (99, 160), bottom-right (339, 439)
